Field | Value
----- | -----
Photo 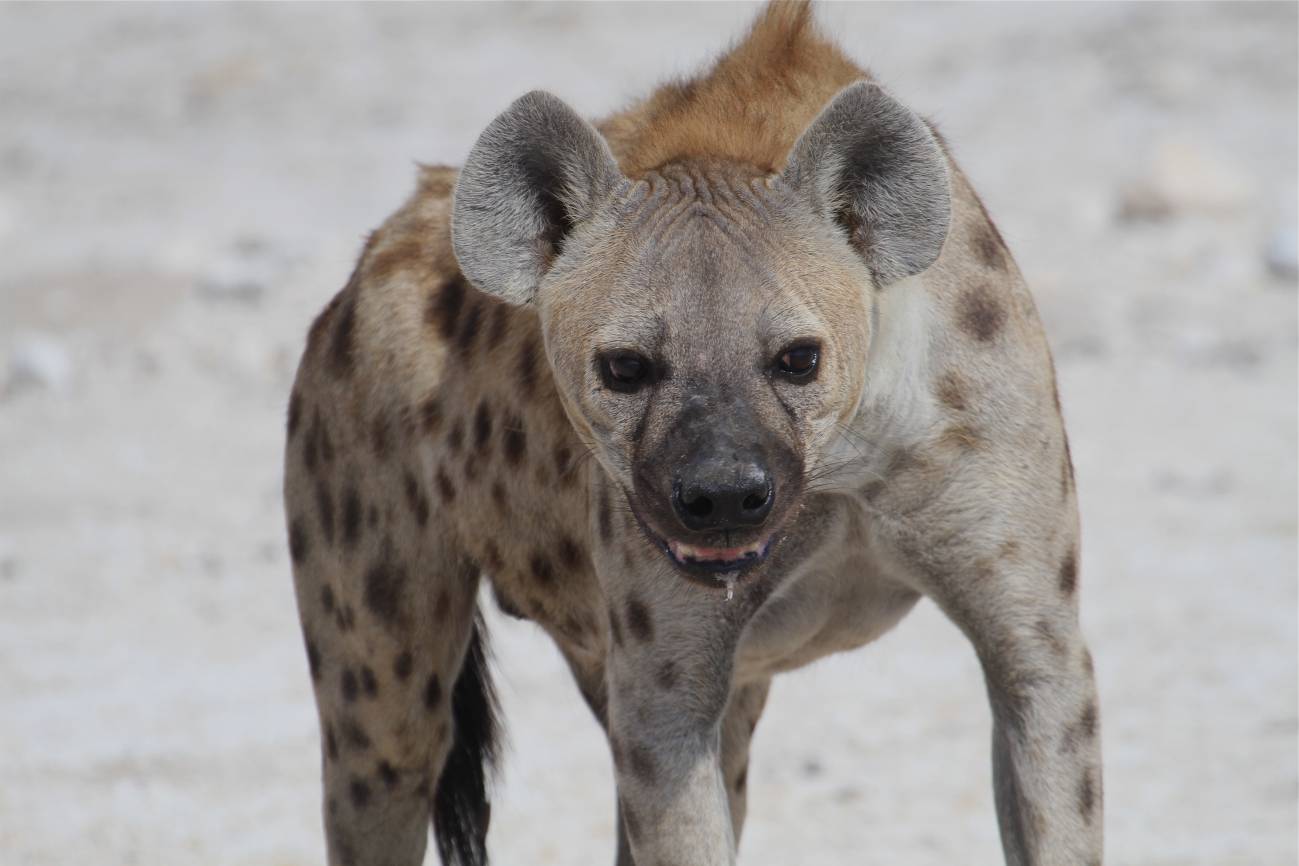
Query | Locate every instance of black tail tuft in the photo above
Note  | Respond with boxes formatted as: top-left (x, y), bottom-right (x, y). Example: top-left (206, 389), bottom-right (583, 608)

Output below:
top-left (433, 612), bottom-right (501, 866)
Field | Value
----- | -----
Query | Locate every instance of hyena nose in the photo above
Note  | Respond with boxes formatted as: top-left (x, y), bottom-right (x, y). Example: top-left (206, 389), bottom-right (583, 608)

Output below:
top-left (673, 459), bottom-right (774, 532)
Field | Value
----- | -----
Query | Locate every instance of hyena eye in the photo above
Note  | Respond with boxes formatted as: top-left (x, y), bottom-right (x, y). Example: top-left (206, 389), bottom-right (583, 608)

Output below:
top-left (775, 343), bottom-right (820, 380)
top-left (599, 351), bottom-right (653, 393)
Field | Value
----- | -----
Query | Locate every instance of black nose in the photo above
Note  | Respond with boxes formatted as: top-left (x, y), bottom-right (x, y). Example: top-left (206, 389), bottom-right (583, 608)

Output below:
top-left (672, 460), bottom-right (774, 532)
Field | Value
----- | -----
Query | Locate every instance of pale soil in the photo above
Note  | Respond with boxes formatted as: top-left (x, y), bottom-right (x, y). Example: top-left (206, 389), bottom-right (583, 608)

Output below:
top-left (0, 3), bottom-right (1295, 865)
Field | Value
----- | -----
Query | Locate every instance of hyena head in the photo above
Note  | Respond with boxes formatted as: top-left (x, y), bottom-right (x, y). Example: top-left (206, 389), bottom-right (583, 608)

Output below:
top-left (452, 83), bottom-right (950, 586)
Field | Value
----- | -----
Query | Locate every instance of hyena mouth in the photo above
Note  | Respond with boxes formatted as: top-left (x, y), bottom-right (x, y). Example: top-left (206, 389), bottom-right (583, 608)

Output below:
top-left (626, 499), bottom-right (773, 589)
top-left (664, 537), bottom-right (771, 573)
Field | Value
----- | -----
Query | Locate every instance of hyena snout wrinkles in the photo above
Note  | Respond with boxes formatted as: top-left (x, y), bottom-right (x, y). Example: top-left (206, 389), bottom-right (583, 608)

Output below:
top-left (285, 4), bottom-right (1101, 865)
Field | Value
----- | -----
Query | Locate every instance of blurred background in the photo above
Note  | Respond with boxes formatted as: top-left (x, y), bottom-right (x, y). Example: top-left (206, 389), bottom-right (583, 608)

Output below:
top-left (0, 3), bottom-right (1295, 864)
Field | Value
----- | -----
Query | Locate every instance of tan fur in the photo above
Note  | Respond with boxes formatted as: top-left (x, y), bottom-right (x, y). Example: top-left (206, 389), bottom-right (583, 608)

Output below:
top-left (598, 1), bottom-right (864, 175)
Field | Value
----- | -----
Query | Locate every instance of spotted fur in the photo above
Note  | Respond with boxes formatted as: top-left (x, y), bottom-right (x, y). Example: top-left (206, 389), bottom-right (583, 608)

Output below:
top-left (285, 3), bottom-right (1099, 865)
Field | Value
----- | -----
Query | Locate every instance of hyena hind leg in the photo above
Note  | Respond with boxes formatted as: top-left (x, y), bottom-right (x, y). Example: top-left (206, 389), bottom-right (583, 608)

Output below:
top-left (290, 497), bottom-right (499, 866)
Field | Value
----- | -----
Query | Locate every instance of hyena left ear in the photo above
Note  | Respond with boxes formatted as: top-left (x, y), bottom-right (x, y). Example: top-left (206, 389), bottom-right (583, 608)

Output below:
top-left (452, 90), bottom-right (626, 305)
top-left (783, 81), bottom-right (952, 286)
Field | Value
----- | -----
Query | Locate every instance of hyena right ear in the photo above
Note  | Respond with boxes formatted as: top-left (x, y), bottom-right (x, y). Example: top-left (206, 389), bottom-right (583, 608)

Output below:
top-left (783, 81), bottom-right (951, 287)
top-left (452, 90), bottom-right (626, 305)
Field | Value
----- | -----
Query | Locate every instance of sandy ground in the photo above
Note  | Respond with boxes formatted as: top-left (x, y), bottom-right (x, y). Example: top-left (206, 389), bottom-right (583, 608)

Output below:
top-left (0, 3), bottom-right (1295, 865)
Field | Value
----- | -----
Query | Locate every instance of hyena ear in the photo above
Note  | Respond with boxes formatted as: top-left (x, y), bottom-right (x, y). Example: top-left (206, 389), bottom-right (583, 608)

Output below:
top-left (452, 90), bottom-right (625, 305)
top-left (782, 81), bottom-right (951, 286)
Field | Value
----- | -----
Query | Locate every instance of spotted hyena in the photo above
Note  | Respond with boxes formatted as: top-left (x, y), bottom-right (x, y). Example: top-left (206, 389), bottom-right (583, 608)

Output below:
top-left (284, 3), bottom-right (1101, 864)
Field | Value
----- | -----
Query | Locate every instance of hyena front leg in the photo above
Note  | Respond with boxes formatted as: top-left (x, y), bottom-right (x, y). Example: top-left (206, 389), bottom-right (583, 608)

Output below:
top-left (900, 522), bottom-right (1102, 865)
top-left (720, 679), bottom-right (772, 845)
top-left (601, 567), bottom-right (746, 865)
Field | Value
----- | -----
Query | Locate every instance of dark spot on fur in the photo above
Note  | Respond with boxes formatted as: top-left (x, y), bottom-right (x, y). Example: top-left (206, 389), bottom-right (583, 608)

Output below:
top-left (316, 481), bottom-right (336, 546)
top-left (517, 337), bottom-right (539, 399)
top-left (886, 446), bottom-right (919, 477)
top-left (360, 666), bottom-right (378, 698)
top-left (862, 480), bottom-right (885, 501)
top-left (656, 660), bottom-right (678, 690)
top-left (487, 303), bottom-right (510, 348)
top-left (490, 479), bottom-right (508, 514)
top-left (426, 276), bottom-right (467, 341)
top-left (734, 764), bottom-right (748, 793)
top-left (364, 556), bottom-right (408, 626)
top-left (455, 298), bottom-right (483, 357)
top-left (393, 651), bottom-right (413, 681)
top-left (325, 723), bottom-right (339, 761)
top-left (341, 668), bottom-right (359, 702)
top-left (446, 418), bottom-right (464, 454)
top-left (434, 589), bottom-right (451, 622)
top-left (1075, 702), bottom-right (1099, 746)
top-left (557, 535), bottom-right (584, 571)
top-left (435, 466), bottom-right (456, 504)
top-left (529, 553), bottom-right (555, 586)
top-left (1059, 547), bottom-right (1079, 595)
top-left (936, 371), bottom-right (967, 412)
top-left (320, 584), bottom-right (335, 613)
top-left (502, 416), bottom-right (527, 466)
top-left (473, 401), bottom-right (493, 454)
top-left (628, 743), bottom-right (656, 783)
top-left (365, 237), bottom-right (425, 286)
top-left (414, 494), bottom-right (430, 526)
top-left (378, 760), bottom-right (399, 790)
top-left (625, 597), bottom-right (653, 643)
top-left (958, 284), bottom-right (1007, 343)
top-left (971, 222), bottom-right (1008, 271)
top-left (423, 673), bottom-right (442, 711)
top-left (342, 486), bottom-right (363, 549)
top-left (288, 518), bottom-right (309, 565)
top-left (342, 717), bottom-right (371, 751)
top-left (335, 604), bottom-right (355, 632)
top-left (938, 423), bottom-right (980, 451)
top-left (287, 390), bottom-right (303, 439)
top-left (305, 638), bottom-right (322, 681)
top-left (421, 396), bottom-right (443, 436)
top-left (1079, 769), bottom-right (1097, 820)
top-left (402, 471), bottom-right (429, 528)
top-left (329, 296), bottom-right (357, 377)
top-left (349, 777), bottom-right (371, 809)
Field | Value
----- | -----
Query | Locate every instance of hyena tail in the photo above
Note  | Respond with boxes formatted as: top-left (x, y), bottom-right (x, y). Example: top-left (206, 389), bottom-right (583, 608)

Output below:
top-left (433, 610), bottom-right (501, 866)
